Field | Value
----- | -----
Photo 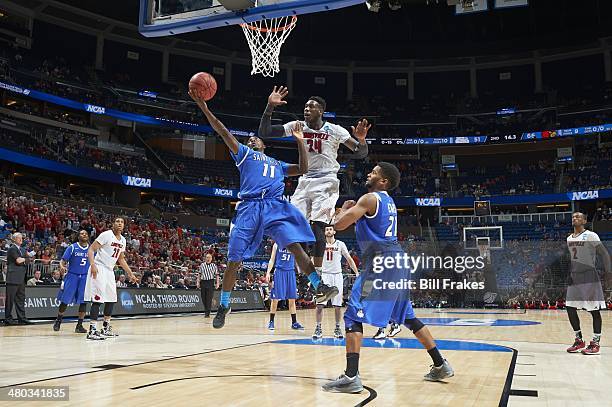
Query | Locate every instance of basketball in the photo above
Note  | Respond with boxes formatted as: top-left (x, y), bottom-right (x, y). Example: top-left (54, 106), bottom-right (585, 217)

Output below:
top-left (189, 72), bottom-right (217, 101)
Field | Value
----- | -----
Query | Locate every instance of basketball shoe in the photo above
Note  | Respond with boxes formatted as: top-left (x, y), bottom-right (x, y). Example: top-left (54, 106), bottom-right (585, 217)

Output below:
top-left (213, 304), bottom-right (231, 329)
top-left (291, 322), bottom-right (305, 330)
top-left (53, 317), bottom-right (62, 332)
top-left (313, 325), bottom-right (323, 339)
top-left (101, 324), bottom-right (119, 337)
top-left (581, 341), bottom-right (600, 355)
top-left (373, 327), bottom-right (386, 340)
top-left (267, 320), bottom-right (275, 331)
top-left (334, 326), bottom-right (344, 339)
top-left (322, 374), bottom-right (364, 393)
top-left (567, 338), bottom-right (586, 353)
top-left (388, 323), bottom-right (402, 338)
top-left (86, 327), bottom-right (106, 341)
top-left (75, 323), bottom-right (87, 333)
top-left (315, 283), bottom-right (339, 304)
top-left (424, 360), bottom-right (454, 381)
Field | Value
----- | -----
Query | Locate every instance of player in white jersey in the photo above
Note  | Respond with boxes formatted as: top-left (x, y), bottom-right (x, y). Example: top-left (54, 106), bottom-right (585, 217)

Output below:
top-left (565, 212), bottom-right (611, 355)
top-left (259, 87), bottom-right (371, 274)
top-left (85, 217), bottom-right (136, 340)
top-left (313, 226), bottom-right (359, 340)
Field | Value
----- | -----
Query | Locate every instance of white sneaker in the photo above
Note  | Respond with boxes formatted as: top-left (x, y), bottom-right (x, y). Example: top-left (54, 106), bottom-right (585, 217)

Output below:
top-left (373, 328), bottom-right (386, 340)
top-left (100, 324), bottom-right (119, 337)
top-left (86, 328), bottom-right (106, 341)
top-left (388, 324), bottom-right (402, 338)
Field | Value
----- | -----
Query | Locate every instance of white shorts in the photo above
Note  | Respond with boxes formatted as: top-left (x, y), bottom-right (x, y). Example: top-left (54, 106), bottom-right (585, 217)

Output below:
top-left (84, 264), bottom-right (117, 303)
top-left (565, 301), bottom-right (607, 311)
top-left (318, 272), bottom-right (344, 306)
top-left (291, 175), bottom-right (340, 223)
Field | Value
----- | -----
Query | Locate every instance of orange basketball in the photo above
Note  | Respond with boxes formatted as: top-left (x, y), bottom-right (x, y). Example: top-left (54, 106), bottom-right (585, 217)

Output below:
top-left (189, 72), bottom-right (217, 101)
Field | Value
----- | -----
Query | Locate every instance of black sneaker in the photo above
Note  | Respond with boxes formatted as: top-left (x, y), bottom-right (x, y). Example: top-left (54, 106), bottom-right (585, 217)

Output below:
top-left (315, 283), bottom-right (339, 304)
top-left (75, 324), bottom-right (87, 334)
top-left (213, 305), bottom-right (231, 329)
top-left (53, 318), bottom-right (62, 332)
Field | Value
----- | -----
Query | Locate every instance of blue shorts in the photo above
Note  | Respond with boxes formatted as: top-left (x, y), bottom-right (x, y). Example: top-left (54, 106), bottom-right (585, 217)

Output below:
top-left (57, 273), bottom-right (87, 305)
top-left (271, 269), bottom-right (298, 300)
top-left (344, 242), bottom-right (415, 329)
top-left (228, 199), bottom-right (315, 262)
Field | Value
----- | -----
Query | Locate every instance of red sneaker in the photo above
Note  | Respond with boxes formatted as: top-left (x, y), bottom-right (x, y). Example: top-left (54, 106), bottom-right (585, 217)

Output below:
top-left (567, 338), bottom-right (586, 353)
top-left (581, 341), bottom-right (600, 355)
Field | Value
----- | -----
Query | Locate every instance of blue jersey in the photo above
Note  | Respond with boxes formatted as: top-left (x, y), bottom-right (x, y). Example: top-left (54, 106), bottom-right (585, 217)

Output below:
top-left (355, 191), bottom-right (398, 252)
top-left (61, 243), bottom-right (90, 275)
top-left (274, 247), bottom-right (295, 272)
top-left (231, 143), bottom-right (291, 199)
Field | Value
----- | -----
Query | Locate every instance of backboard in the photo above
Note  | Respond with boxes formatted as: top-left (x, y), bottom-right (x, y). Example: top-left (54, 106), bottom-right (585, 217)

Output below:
top-left (139, 0), bottom-right (365, 37)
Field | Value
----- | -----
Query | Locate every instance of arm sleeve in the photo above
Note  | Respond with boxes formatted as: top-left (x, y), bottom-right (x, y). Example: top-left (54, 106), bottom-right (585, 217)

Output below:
top-left (283, 121), bottom-right (297, 137)
top-left (230, 143), bottom-right (249, 166)
top-left (61, 245), bottom-right (74, 262)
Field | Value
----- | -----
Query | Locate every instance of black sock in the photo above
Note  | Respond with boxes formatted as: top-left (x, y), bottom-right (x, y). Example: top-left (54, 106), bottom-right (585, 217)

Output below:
top-left (59, 303), bottom-right (68, 314)
top-left (103, 320), bottom-right (109, 328)
top-left (345, 353), bottom-right (359, 377)
top-left (291, 313), bottom-right (297, 324)
top-left (56, 314), bottom-right (63, 321)
top-left (77, 319), bottom-right (84, 325)
top-left (427, 347), bottom-right (444, 367)
top-left (270, 313), bottom-right (275, 323)
top-left (575, 330), bottom-right (583, 340)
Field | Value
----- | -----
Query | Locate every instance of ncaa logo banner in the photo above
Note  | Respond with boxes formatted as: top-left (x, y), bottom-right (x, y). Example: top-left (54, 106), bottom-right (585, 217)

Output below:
top-left (122, 176), bottom-right (152, 188)
top-left (569, 190), bottom-right (599, 201)
top-left (415, 198), bottom-right (441, 207)
top-left (85, 104), bottom-right (106, 114)
top-left (214, 188), bottom-right (235, 197)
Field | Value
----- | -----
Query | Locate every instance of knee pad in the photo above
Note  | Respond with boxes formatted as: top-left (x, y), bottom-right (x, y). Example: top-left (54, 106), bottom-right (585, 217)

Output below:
top-left (311, 221), bottom-right (328, 258)
top-left (404, 318), bottom-right (425, 333)
top-left (345, 322), bottom-right (363, 334)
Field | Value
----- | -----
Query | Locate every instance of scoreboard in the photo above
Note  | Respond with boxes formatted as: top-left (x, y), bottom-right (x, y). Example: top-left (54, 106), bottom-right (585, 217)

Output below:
top-left (365, 123), bottom-right (611, 146)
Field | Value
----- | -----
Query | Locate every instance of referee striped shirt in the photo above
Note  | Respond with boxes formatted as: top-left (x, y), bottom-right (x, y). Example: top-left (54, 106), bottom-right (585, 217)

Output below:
top-left (199, 261), bottom-right (218, 281)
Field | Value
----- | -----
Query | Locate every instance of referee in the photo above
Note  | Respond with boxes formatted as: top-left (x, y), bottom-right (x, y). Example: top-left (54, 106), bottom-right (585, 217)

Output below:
top-left (198, 253), bottom-right (219, 318)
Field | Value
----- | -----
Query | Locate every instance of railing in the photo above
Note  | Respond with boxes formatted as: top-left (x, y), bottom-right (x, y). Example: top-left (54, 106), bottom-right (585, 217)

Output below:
top-left (440, 211), bottom-right (572, 225)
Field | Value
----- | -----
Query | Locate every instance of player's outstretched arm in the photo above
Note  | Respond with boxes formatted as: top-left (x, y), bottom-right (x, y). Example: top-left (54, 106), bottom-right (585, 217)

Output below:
top-left (333, 193), bottom-right (377, 231)
top-left (117, 252), bottom-right (137, 283)
top-left (87, 240), bottom-right (101, 279)
top-left (189, 89), bottom-right (240, 154)
top-left (286, 122), bottom-right (309, 176)
top-left (259, 86), bottom-right (290, 138)
top-left (342, 119), bottom-right (371, 159)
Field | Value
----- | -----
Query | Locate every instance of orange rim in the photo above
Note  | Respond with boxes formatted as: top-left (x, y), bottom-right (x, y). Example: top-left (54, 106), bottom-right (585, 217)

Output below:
top-left (240, 15), bottom-right (297, 33)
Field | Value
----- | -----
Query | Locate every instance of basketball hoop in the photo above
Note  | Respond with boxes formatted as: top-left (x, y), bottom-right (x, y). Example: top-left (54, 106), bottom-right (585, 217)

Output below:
top-left (240, 15), bottom-right (297, 77)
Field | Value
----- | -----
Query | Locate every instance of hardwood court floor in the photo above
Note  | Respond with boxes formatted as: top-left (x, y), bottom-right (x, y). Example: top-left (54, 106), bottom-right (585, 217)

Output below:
top-left (0, 308), bottom-right (610, 407)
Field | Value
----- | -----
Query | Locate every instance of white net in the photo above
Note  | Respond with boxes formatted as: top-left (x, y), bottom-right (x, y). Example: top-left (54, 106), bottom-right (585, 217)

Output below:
top-left (240, 15), bottom-right (297, 77)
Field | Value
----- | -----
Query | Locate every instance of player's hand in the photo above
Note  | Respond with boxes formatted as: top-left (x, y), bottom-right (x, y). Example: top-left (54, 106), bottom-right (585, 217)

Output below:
top-left (91, 264), bottom-right (98, 279)
top-left (128, 274), bottom-right (138, 284)
top-left (267, 86), bottom-right (288, 107)
top-left (59, 264), bottom-right (67, 277)
top-left (291, 121), bottom-right (304, 141)
top-left (351, 119), bottom-right (371, 143)
top-left (341, 200), bottom-right (356, 210)
top-left (188, 89), bottom-right (208, 107)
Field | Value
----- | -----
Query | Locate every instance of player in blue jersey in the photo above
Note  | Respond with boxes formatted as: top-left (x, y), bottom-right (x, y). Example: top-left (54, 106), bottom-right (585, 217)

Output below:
top-left (53, 229), bottom-right (91, 333)
top-left (265, 242), bottom-right (304, 331)
top-left (322, 162), bottom-right (454, 394)
top-left (189, 90), bottom-right (339, 329)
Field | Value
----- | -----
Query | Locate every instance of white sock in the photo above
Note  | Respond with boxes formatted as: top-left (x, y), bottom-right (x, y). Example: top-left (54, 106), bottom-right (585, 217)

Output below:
top-left (90, 321), bottom-right (97, 330)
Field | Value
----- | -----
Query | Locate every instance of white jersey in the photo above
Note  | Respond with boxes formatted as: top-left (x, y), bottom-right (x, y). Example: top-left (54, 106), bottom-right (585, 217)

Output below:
top-left (567, 230), bottom-right (600, 270)
top-left (93, 229), bottom-right (126, 269)
top-left (322, 239), bottom-right (350, 274)
top-left (283, 120), bottom-right (351, 177)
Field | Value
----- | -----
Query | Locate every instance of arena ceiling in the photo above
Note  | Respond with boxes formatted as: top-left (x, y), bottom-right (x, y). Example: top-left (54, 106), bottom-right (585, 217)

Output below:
top-left (37, 0), bottom-right (612, 60)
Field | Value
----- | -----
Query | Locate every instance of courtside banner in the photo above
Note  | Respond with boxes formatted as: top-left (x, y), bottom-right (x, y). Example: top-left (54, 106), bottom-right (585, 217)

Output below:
top-left (0, 287), bottom-right (264, 319)
top-left (456, 0), bottom-right (488, 14)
